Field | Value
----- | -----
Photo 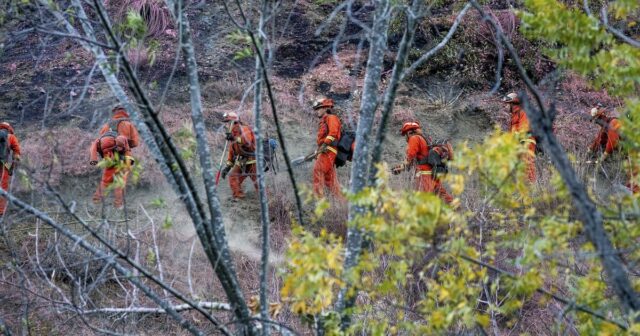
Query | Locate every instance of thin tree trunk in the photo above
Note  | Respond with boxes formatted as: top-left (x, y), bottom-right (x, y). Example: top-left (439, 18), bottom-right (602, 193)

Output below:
top-left (335, 0), bottom-right (392, 328)
top-left (166, 0), bottom-right (257, 332)
top-left (368, 0), bottom-right (422, 184)
top-left (253, 1), bottom-right (271, 335)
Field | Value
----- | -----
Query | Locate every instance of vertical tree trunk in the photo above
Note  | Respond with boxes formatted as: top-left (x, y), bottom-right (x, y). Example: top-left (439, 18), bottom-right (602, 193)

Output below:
top-left (166, 1), bottom-right (257, 333)
top-left (254, 1), bottom-right (271, 335)
top-left (368, 0), bottom-right (422, 184)
top-left (335, 0), bottom-right (392, 327)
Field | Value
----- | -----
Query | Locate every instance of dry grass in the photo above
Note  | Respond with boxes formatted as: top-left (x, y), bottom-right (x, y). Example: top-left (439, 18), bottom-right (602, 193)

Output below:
top-left (111, 0), bottom-right (172, 37)
top-left (19, 127), bottom-right (95, 190)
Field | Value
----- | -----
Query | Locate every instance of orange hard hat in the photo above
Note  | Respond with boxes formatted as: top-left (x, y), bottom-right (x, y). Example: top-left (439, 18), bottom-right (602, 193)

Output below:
top-left (502, 92), bottom-right (520, 104)
top-left (312, 97), bottom-right (334, 110)
top-left (400, 122), bottom-right (420, 135)
top-left (223, 112), bottom-right (239, 122)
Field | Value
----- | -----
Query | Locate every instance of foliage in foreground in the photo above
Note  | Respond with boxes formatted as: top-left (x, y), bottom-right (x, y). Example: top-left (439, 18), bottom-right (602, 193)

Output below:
top-left (282, 130), bottom-right (640, 334)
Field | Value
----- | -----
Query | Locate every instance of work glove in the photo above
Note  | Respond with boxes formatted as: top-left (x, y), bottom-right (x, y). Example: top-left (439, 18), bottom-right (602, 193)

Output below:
top-left (391, 164), bottom-right (405, 175)
top-left (9, 159), bottom-right (18, 176)
top-left (124, 156), bottom-right (136, 167)
top-left (318, 143), bottom-right (328, 154)
top-left (90, 160), bottom-right (98, 166)
top-left (225, 132), bottom-right (234, 141)
top-left (221, 165), bottom-right (232, 179)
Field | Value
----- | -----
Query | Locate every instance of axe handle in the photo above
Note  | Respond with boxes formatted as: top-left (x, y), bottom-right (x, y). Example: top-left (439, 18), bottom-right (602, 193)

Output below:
top-left (304, 152), bottom-right (318, 162)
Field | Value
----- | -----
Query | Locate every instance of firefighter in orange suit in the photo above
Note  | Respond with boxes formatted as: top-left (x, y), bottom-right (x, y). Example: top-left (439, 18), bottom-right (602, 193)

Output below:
top-left (588, 105), bottom-right (621, 161)
top-left (391, 122), bottom-right (453, 203)
top-left (220, 112), bottom-right (258, 201)
top-left (90, 134), bottom-right (134, 209)
top-left (98, 105), bottom-right (140, 149)
top-left (312, 98), bottom-right (342, 198)
top-left (0, 122), bottom-right (20, 215)
top-left (503, 92), bottom-right (536, 183)
top-left (588, 105), bottom-right (638, 194)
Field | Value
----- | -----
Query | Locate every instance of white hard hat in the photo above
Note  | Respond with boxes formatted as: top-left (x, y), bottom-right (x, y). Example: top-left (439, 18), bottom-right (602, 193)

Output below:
top-left (223, 112), bottom-right (239, 122)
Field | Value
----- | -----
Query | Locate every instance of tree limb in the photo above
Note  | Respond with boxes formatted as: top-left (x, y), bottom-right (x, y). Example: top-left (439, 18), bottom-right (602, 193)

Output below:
top-left (45, 184), bottom-right (231, 335)
top-left (0, 189), bottom-right (204, 336)
top-left (80, 302), bottom-right (231, 315)
top-left (459, 254), bottom-right (628, 330)
top-left (163, 1), bottom-right (257, 333)
top-left (401, 3), bottom-right (471, 81)
top-left (599, 5), bottom-right (640, 49)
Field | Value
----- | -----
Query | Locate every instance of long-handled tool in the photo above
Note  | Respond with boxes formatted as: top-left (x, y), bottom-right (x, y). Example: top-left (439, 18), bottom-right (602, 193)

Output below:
top-left (291, 151), bottom-right (318, 166)
top-left (215, 140), bottom-right (229, 186)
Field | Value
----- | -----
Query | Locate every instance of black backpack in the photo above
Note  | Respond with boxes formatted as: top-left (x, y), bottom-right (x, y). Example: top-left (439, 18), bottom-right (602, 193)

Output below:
top-left (334, 129), bottom-right (355, 168)
top-left (0, 129), bottom-right (10, 163)
top-left (324, 115), bottom-right (356, 168)
top-left (418, 137), bottom-right (453, 176)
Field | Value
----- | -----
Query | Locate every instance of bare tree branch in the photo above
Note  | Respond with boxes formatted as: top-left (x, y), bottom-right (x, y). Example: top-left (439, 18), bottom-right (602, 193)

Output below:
top-left (33, 27), bottom-right (116, 50)
top-left (80, 302), bottom-right (231, 315)
top-left (0, 189), bottom-right (204, 336)
top-left (163, 1), bottom-right (258, 333)
top-left (599, 5), bottom-right (640, 49)
top-left (234, 1), bottom-right (306, 226)
top-left (45, 184), bottom-right (231, 335)
top-left (401, 3), bottom-right (471, 81)
top-left (459, 254), bottom-right (628, 330)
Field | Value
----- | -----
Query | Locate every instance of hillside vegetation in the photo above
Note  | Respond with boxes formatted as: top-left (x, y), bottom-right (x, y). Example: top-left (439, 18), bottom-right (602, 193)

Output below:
top-left (0, 0), bottom-right (638, 335)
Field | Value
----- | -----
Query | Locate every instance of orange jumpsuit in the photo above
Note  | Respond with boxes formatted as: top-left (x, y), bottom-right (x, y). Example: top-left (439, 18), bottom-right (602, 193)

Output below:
top-left (589, 117), bottom-right (621, 155)
top-left (509, 104), bottom-right (536, 183)
top-left (98, 110), bottom-right (140, 148)
top-left (0, 124), bottom-right (20, 215)
top-left (589, 117), bottom-right (637, 194)
top-left (313, 114), bottom-right (342, 198)
top-left (90, 136), bottom-right (133, 208)
top-left (406, 134), bottom-right (453, 203)
top-left (226, 123), bottom-right (258, 199)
